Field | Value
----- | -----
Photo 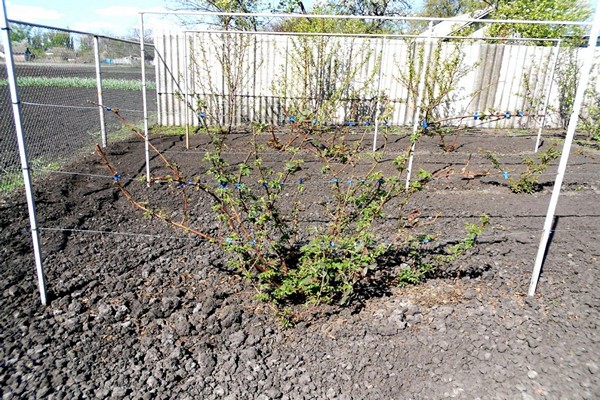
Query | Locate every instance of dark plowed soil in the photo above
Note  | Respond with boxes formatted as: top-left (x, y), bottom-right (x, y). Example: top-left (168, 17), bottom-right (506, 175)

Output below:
top-left (1, 127), bottom-right (599, 399)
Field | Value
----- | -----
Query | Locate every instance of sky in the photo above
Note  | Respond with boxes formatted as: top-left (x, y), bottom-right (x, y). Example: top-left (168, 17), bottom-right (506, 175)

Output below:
top-left (5, 0), bottom-right (176, 37)
top-left (5, 0), bottom-right (600, 38)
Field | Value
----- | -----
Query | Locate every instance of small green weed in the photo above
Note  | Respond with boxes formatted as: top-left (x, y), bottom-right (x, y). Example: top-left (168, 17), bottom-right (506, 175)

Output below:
top-left (0, 159), bottom-right (60, 195)
top-left (397, 215), bottom-right (490, 286)
top-left (485, 145), bottom-right (560, 194)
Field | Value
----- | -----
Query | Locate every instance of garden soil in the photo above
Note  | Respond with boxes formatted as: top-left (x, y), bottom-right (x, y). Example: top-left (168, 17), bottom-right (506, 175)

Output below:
top-left (1, 127), bottom-right (599, 399)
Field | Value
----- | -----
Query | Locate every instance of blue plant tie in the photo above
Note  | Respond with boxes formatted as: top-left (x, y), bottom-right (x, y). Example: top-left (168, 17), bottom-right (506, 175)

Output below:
top-left (105, 106), bottom-right (111, 112)
top-left (422, 237), bottom-right (430, 244)
top-left (474, 112), bottom-right (479, 120)
top-left (348, 121), bottom-right (356, 126)
top-left (235, 183), bottom-right (242, 190)
top-left (249, 240), bottom-right (256, 245)
top-left (503, 171), bottom-right (509, 180)
top-left (384, 121), bottom-right (390, 127)
top-left (312, 119), bottom-right (317, 125)
top-left (178, 182), bottom-right (185, 188)
top-left (473, 235), bottom-right (478, 243)
top-left (188, 180), bottom-right (194, 185)
top-left (289, 115), bottom-right (295, 123)
top-left (112, 173), bottom-right (121, 182)
top-left (330, 241), bottom-right (335, 247)
top-left (199, 111), bottom-right (205, 119)
top-left (225, 237), bottom-right (232, 245)
top-left (360, 178), bottom-right (366, 184)
top-left (298, 178), bottom-right (304, 185)
top-left (420, 120), bottom-right (428, 129)
top-left (332, 178), bottom-right (339, 184)
top-left (347, 179), bottom-right (353, 185)
top-left (378, 178), bottom-right (385, 185)
top-left (505, 111), bottom-right (511, 119)
top-left (262, 182), bottom-right (268, 188)
top-left (365, 121), bottom-right (371, 126)
top-left (219, 181), bottom-right (227, 189)
top-left (518, 111), bottom-right (523, 117)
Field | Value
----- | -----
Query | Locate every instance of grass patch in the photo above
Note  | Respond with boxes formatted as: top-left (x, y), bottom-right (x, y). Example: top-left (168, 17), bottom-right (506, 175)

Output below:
top-left (149, 125), bottom-right (231, 136)
top-left (0, 160), bottom-right (61, 195)
top-left (150, 125), bottom-right (190, 136)
top-left (0, 77), bottom-right (156, 91)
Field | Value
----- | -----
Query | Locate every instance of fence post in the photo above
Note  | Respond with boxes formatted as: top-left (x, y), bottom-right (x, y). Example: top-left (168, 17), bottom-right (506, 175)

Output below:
top-left (139, 13), bottom-right (151, 186)
top-left (93, 36), bottom-right (107, 148)
top-left (405, 22), bottom-right (434, 190)
top-left (372, 37), bottom-right (385, 152)
top-left (184, 31), bottom-right (191, 149)
top-left (0, 0), bottom-right (47, 305)
top-left (534, 39), bottom-right (561, 152)
top-left (529, 6), bottom-right (600, 296)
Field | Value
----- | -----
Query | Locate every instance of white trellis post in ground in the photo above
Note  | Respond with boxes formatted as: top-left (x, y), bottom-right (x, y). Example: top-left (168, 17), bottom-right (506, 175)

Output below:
top-left (529, 5), bottom-right (600, 296)
top-left (140, 13), bottom-right (151, 186)
top-left (0, 0), bottom-right (47, 305)
top-left (372, 37), bottom-right (386, 152)
top-left (405, 21), bottom-right (434, 190)
top-left (534, 39), bottom-right (561, 152)
top-left (184, 31), bottom-right (191, 149)
top-left (93, 35), bottom-right (108, 148)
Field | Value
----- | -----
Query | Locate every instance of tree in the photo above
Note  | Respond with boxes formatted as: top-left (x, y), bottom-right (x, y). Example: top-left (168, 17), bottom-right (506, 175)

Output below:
top-left (173, 0), bottom-right (413, 33)
top-left (127, 28), bottom-right (154, 43)
top-left (46, 31), bottom-right (73, 49)
top-left (273, 1), bottom-right (412, 33)
top-left (487, 0), bottom-right (591, 40)
top-left (419, 0), bottom-right (484, 18)
top-left (170, 0), bottom-right (263, 30)
top-left (273, 4), bottom-right (383, 33)
top-left (327, 0), bottom-right (413, 32)
top-left (9, 24), bottom-right (31, 43)
top-left (329, 0), bottom-right (411, 17)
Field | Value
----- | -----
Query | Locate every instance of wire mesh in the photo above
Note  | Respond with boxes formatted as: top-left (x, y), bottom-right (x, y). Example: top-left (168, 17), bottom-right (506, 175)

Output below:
top-left (0, 21), bottom-right (156, 195)
top-left (97, 37), bottom-right (157, 142)
top-left (0, 64), bottom-right (19, 191)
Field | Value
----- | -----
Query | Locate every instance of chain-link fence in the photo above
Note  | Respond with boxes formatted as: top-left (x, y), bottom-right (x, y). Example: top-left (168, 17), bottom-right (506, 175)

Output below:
top-left (0, 21), bottom-right (156, 194)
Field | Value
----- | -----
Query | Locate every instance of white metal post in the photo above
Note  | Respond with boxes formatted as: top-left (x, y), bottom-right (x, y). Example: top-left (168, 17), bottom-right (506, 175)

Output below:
top-left (0, 0), bottom-right (47, 305)
top-left (154, 44), bottom-right (161, 126)
top-left (372, 37), bottom-right (385, 152)
top-left (534, 40), bottom-right (561, 152)
top-left (93, 36), bottom-right (107, 148)
top-left (184, 31), bottom-right (191, 149)
top-left (405, 22), bottom-right (433, 189)
top-left (140, 13), bottom-right (151, 186)
top-left (529, 6), bottom-right (600, 296)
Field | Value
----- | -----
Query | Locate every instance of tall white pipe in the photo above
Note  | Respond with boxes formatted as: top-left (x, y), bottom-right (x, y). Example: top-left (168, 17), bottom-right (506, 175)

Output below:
top-left (184, 31), bottom-right (191, 149)
top-left (140, 13), bottom-right (151, 186)
top-left (534, 40), bottom-right (561, 152)
top-left (405, 22), bottom-right (433, 190)
top-left (93, 36), bottom-right (107, 148)
top-left (529, 6), bottom-right (600, 296)
top-left (0, 0), bottom-right (47, 305)
top-left (372, 37), bottom-right (385, 152)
